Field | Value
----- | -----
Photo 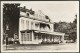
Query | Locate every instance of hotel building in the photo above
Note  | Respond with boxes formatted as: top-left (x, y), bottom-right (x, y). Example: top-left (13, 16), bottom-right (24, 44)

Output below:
top-left (19, 7), bottom-right (65, 44)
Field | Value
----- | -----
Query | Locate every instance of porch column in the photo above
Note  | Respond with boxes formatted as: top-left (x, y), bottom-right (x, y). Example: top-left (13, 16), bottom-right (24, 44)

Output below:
top-left (48, 35), bottom-right (50, 42)
top-left (44, 34), bottom-right (47, 42)
top-left (61, 35), bottom-right (64, 43)
top-left (53, 36), bottom-right (54, 42)
top-left (51, 36), bottom-right (53, 42)
top-left (58, 36), bottom-right (60, 43)
top-left (32, 31), bottom-right (34, 41)
top-left (41, 34), bottom-right (42, 41)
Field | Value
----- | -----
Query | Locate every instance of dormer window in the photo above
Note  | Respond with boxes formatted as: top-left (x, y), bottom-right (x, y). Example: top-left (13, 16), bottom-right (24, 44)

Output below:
top-left (26, 13), bottom-right (29, 16)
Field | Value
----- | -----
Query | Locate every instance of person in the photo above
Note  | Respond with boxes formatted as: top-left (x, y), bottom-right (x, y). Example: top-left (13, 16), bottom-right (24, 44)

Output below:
top-left (11, 38), bottom-right (14, 44)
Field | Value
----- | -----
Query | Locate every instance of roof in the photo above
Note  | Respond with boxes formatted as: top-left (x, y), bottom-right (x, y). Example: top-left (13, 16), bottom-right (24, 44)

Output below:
top-left (34, 31), bottom-right (65, 36)
top-left (20, 29), bottom-right (65, 36)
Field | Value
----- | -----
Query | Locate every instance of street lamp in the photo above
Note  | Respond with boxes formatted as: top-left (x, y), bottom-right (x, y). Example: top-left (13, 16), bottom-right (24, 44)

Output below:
top-left (5, 24), bottom-right (9, 50)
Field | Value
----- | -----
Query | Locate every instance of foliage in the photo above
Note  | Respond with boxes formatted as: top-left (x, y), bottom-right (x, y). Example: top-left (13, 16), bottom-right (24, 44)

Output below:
top-left (54, 15), bottom-right (77, 42)
top-left (3, 4), bottom-right (20, 37)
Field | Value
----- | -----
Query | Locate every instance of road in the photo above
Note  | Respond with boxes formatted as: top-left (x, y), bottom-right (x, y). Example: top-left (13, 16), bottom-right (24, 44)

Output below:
top-left (3, 43), bottom-right (78, 51)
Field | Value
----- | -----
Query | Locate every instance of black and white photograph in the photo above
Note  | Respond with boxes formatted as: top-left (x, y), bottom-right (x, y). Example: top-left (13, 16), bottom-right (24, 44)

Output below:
top-left (1, 1), bottom-right (79, 52)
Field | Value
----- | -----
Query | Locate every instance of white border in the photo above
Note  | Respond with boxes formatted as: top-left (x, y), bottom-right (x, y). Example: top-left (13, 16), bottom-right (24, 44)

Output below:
top-left (1, 1), bottom-right (79, 52)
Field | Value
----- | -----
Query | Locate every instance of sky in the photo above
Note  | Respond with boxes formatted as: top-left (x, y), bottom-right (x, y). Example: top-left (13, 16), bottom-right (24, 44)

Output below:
top-left (20, 1), bottom-right (79, 23)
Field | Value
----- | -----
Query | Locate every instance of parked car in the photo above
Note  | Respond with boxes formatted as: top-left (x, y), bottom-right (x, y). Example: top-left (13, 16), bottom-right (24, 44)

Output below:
top-left (8, 38), bottom-right (19, 44)
top-left (66, 40), bottom-right (74, 43)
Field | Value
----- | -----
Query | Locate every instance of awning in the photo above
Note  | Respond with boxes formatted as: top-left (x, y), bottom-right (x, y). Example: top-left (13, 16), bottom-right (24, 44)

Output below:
top-left (20, 29), bottom-right (34, 32)
top-left (49, 32), bottom-right (65, 36)
top-left (20, 29), bottom-right (65, 36)
top-left (34, 30), bottom-right (65, 36)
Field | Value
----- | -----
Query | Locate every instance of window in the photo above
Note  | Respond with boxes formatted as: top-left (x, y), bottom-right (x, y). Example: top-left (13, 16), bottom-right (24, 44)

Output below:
top-left (50, 36), bottom-right (52, 41)
top-left (38, 35), bottom-right (41, 39)
top-left (21, 19), bottom-right (24, 29)
top-left (25, 33), bottom-right (29, 41)
top-left (27, 33), bottom-right (32, 41)
top-left (21, 32), bottom-right (25, 41)
top-left (21, 32), bottom-right (32, 41)
top-left (26, 13), bottom-right (29, 16)
top-left (31, 21), bottom-right (34, 29)
top-left (23, 20), bottom-right (24, 29)
top-left (26, 20), bottom-right (29, 29)
top-left (24, 33), bottom-right (26, 41)
top-left (21, 33), bottom-right (23, 41)
top-left (34, 33), bottom-right (36, 40)
top-left (34, 33), bottom-right (38, 40)
top-left (35, 23), bottom-right (39, 29)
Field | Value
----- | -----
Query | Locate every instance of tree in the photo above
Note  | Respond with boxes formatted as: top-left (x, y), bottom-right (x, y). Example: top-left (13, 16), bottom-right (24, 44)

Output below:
top-left (54, 14), bottom-right (77, 42)
top-left (3, 4), bottom-right (20, 38)
top-left (69, 14), bottom-right (77, 42)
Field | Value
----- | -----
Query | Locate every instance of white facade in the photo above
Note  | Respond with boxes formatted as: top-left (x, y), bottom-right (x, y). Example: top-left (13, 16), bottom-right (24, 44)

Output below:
top-left (19, 8), bottom-right (65, 44)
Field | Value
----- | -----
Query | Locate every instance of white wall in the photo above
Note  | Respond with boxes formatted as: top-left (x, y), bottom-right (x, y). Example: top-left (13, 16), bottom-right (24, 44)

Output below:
top-left (19, 17), bottom-right (54, 32)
